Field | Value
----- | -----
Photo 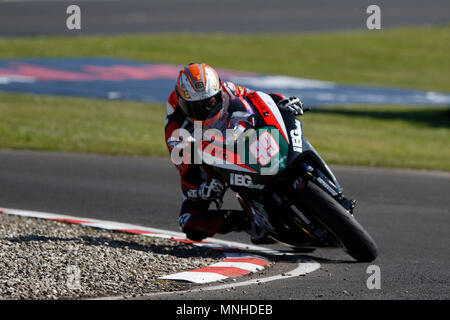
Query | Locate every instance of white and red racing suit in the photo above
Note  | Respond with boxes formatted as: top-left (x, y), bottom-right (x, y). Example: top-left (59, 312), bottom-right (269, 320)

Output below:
top-left (164, 81), bottom-right (285, 241)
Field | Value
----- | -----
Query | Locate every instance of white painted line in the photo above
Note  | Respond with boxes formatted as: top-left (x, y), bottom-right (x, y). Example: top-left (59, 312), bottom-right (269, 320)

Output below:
top-left (198, 259), bottom-right (320, 291)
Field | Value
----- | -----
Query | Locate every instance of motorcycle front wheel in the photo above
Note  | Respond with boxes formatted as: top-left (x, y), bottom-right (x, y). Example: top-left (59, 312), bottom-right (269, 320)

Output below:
top-left (295, 181), bottom-right (378, 262)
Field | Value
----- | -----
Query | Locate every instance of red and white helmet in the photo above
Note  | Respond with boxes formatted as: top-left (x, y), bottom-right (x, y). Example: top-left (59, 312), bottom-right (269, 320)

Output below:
top-left (176, 63), bottom-right (223, 121)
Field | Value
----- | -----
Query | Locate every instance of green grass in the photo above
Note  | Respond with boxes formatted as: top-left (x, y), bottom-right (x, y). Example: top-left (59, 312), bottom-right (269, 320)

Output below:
top-left (0, 25), bottom-right (449, 91)
top-left (0, 26), bottom-right (449, 170)
top-left (302, 106), bottom-right (450, 171)
top-left (0, 93), bottom-right (167, 156)
top-left (1, 93), bottom-right (449, 171)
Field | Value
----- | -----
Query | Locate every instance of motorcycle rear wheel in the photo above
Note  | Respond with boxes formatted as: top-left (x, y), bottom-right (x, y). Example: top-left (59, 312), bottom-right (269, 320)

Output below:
top-left (295, 181), bottom-right (378, 262)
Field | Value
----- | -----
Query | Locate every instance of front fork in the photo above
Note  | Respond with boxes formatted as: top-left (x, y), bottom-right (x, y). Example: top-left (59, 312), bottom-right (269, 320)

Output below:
top-left (295, 161), bottom-right (356, 214)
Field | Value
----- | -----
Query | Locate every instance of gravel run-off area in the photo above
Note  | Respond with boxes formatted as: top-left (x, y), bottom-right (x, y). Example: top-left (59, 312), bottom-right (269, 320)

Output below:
top-left (0, 213), bottom-right (223, 300)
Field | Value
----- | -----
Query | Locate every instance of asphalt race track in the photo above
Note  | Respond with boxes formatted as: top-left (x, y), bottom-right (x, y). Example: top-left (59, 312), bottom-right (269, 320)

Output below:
top-left (1, 0), bottom-right (450, 37)
top-left (0, 150), bottom-right (449, 299)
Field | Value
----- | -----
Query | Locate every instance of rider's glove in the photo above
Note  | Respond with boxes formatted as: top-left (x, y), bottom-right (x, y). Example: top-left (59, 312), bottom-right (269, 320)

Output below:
top-left (198, 178), bottom-right (225, 202)
top-left (277, 96), bottom-right (304, 116)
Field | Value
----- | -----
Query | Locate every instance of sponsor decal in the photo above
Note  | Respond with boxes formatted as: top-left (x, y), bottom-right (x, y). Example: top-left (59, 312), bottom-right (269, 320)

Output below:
top-left (194, 82), bottom-right (204, 89)
top-left (267, 154), bottom-right (287, 172)
top-left (290, 119), bottom-right (303, 153)
top-left (316, 177), bottom-right (338, 196)
top-left (290, 205), bottom-right (311, 225)
top-left (186, 189), bottom-right (199, 199)
top-left (230, 173), bottom-right (252, 187)
top-left (248, 92), bottom-right (270, 116)
top-left (181, 85), bottom-right (191, 99)
top-left (229, 173), bottom-right (264, 189)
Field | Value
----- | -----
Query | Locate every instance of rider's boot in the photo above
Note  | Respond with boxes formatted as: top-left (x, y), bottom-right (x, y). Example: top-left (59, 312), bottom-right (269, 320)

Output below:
top-left (217, 209), bottom-right (275, 245)
top-left (233, 194), bottom-right (276, 244)
top-left (246, 221), bottom-right (276, 245)
top-left (216, 210), bottom-right (250, 233)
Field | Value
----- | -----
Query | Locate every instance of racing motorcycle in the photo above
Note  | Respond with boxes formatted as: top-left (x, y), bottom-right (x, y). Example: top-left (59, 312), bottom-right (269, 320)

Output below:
top-left (195, 91), bottom-right (378, 262)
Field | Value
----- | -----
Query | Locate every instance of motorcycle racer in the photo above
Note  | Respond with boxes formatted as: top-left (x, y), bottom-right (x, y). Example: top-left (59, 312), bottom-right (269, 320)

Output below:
top-left (165, 63), bottom-right (304, 242)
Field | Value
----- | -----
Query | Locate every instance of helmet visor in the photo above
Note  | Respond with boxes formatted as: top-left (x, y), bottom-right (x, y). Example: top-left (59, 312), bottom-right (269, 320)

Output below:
top-left (185, 91), bottom-right (223, 121)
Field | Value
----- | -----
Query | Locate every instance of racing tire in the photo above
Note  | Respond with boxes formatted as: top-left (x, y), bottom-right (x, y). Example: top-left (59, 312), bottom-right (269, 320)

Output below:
top-left (295, 181), bottom-right (378, 262)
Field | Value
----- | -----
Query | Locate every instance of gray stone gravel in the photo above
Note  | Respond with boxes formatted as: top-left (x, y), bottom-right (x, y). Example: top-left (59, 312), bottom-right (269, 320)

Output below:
top-left (0, 214), bottom-right (223, 300)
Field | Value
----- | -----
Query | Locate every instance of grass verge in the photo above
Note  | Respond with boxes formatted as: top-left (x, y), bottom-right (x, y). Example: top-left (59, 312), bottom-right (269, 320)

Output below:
top-left (0, 93), bottom-right (167, 156)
